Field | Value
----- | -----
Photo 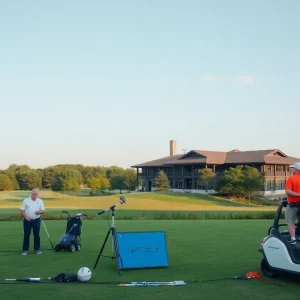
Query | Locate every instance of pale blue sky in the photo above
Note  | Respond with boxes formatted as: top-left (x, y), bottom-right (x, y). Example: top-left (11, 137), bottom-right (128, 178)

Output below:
top-left (0, 0), bottom-right (299, 169)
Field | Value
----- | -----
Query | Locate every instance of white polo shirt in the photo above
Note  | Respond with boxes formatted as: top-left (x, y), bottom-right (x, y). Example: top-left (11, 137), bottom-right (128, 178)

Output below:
top-left (20, 197), bottom-right (45, 220)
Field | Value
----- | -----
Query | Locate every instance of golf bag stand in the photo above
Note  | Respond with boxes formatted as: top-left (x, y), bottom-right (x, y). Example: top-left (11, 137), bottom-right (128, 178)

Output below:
top-left (93, 207), bottom-right (123, 275)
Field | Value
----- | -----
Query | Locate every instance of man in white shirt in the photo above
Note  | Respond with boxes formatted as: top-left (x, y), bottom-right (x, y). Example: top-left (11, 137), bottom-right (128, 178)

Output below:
top-left (20, 188), bottom-right (45, 255)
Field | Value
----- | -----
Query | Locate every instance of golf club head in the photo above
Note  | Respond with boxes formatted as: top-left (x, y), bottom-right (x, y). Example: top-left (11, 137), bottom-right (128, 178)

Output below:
top-left (120, 196), bottom-right (126, 204)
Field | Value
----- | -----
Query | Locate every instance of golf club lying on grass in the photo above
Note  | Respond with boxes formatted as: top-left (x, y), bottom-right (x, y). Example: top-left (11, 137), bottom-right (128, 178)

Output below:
top-left (2, 267), bottom-right (92, 284)
top-left (0, 272), bottom-right (262, 286)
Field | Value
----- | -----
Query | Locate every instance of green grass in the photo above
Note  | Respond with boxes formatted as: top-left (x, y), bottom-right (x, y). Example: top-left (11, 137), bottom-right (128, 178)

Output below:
top-left (0, 190), bottom-right (277, 212)
top-left (0, 208), bottom-right (279, 222)
top-left (130, 192), bottom-right (253, 206)
top-left (0, 190), bottom-right (278, 221)
top-left (0, 220), bottom-right (298, 300)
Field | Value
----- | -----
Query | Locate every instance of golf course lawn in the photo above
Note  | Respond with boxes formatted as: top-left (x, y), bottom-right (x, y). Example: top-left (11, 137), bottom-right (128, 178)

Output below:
top-left (0, 220), bottom-right (299, 300)
top-left (0, 190), bottom-right (277, 211)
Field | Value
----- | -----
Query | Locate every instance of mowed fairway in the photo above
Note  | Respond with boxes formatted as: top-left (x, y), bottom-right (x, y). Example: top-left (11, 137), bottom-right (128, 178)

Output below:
top-left (0, 220), bottom-right (299, 300)
top-left (0, 190), bottom-right (277, 212)
top-left (1, 190), bottom-right (292, 300)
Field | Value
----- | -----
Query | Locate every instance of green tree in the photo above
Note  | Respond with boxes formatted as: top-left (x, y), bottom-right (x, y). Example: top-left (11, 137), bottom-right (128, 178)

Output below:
top-left (15, 165), bottom-right (32, 190)
top-left (87, 177), bottom-right (110, 195)
top-left (82, 166), bottom-right (107, 185)
top-left (154, 170), bottom-right (170, 192)
top-left (216, 165), bottom-right (264, 200)
top-left (42, 167), bottom-right (57, 189)
top-left (65, 176), bottom-right (81, 198)
top-left (3, 164), bottom-right (19, 189)
top-left (27, 170), bottom-right (42, 190)
top-left (0, 174), bottom-right (13, 191)
top-left (106, 166), bottom-right (125, 180)
top-left (51, 169), bottom-right (82, 198)
top-left (243, 166), bottom-right (264, 203)
top-left (216, 165), bottom-right (245, 198)
top-left (110, 175), bottom-right (125, 194)
top-left (124, 169), bottom-right (137, 192)
top-left (198, 168), bottom-right (216, 191)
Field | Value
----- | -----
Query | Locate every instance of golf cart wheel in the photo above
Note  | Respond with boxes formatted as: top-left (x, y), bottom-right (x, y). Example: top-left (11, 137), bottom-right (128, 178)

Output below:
top-left (55, 245), bottom-right (60, 252)
top-left (70, 244), bottom-right (76, 252)
top-left (261, 258), bottom-right (277, 277)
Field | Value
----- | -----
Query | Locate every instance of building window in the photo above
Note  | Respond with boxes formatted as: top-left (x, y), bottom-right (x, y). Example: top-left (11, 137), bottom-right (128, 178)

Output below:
top-left (277, 180), bottom-right (285, 190)
top-left (266, 180), bottom-right (272, 191)
top-left (175, 180), bottom-right (183, 189)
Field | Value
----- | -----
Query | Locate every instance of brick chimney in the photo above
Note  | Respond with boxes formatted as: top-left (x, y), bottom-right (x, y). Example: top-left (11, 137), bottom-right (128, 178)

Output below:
top-left (170, 140), bottom-right (177, 156)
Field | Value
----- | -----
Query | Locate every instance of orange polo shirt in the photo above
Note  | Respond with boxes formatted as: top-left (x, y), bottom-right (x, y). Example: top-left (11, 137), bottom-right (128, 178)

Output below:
top-left (285, 173), bottom-right (300, 203)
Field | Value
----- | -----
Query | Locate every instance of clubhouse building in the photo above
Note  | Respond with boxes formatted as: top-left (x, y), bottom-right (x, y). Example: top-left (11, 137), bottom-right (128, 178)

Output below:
top-left (131, 140), bottom-right (300, 195)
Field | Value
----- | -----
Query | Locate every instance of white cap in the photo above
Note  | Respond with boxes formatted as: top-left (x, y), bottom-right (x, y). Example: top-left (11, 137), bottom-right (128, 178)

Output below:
top-left (291, 162), bottom-right (300, 171)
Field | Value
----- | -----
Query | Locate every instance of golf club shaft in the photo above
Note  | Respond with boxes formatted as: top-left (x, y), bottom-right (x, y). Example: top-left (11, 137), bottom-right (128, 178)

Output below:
top-left (41, 219), bottom-right (54, 249)
top-left (5, 278), bottom-right (41, 282)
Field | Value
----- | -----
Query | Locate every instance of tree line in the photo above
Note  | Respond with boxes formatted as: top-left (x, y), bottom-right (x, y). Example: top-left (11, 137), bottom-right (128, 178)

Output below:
top-left (0, 164), bottom-right (138, 195)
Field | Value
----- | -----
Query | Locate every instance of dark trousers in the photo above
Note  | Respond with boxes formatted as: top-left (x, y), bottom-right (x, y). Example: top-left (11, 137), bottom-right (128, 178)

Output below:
top-left (23, 218), bottom-right (41, 251)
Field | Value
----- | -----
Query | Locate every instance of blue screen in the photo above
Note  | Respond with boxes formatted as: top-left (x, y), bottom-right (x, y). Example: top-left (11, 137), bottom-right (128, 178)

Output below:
top-left (116, 231), bottom-right (169, 269)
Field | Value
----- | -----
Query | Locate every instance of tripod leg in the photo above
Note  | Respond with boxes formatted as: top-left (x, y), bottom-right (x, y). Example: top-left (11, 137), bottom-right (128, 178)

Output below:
top-left (112, 228), bottom-right (123, 276)
top-left (93, 228), bottom-right (111, 270)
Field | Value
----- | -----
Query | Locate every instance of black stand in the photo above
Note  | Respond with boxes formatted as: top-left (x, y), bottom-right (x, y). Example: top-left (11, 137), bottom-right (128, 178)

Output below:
top-left (93, 208), bottom-right (123, 275)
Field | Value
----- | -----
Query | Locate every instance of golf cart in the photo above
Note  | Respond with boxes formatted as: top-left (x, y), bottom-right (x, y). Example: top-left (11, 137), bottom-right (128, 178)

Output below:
top-left (259, 198), bottom-right (300, 277)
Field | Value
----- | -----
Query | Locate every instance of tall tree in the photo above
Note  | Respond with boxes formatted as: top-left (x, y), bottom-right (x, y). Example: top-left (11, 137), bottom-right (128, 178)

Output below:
top-left (0, 174), bottom-right (13, 191)
top-left (124, 169), bottom-right (137, 192)
top-left (216, 165), bottom-right (264, 199)
top-left (198, 168), bottom-right (216, 191)
top-left (27, 170), bottom-right (42, 190)
top-left (42, 166), bottom-right (57, 189)
top-left (243, 166), bottom-right (264, 203)
top-left (216, 165), bottom-right (245, 198)
top-left (15, 165), bottom-right (32, 190)
top-left (3, 164), bottom-right (19, 189)
top-left (82, 166), bottom-right (107, 184)
top-left (106, 166), bottom-right (125, 180)
top-left (65, 177), bottom-right (81, 199)
top-left (51, 169), bottom-right (82, 197)
top-left (154, 170), bottom-right (170, 192)
top-left (110, 175), bottom-right (125, 194)
top-left (87, 177), bottom-right (110, 195)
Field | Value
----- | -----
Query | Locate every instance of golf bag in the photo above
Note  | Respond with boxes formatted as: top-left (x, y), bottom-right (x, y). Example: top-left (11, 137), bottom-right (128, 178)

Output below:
top-left (50, 273), bottom-right (78, 282)
top-left (55, 212), bottom-right (87, 252)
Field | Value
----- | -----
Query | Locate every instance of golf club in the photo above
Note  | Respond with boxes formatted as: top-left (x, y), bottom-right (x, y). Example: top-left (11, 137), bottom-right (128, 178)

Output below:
top-left (41, 218), bottom-right (54, 249)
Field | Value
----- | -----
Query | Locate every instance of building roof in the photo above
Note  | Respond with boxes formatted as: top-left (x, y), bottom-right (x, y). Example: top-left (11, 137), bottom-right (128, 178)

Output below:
top-left (131, 149), bottom-right (300, 168)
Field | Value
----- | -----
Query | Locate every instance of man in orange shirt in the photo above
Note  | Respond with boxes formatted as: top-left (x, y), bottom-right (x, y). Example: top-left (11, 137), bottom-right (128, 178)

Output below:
top-left (285, 162), bottom-right (300, 244)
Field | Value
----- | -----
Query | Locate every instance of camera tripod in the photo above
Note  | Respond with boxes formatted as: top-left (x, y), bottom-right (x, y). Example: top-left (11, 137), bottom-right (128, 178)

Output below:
top-left (93, 197), bottom-right (126, 275)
